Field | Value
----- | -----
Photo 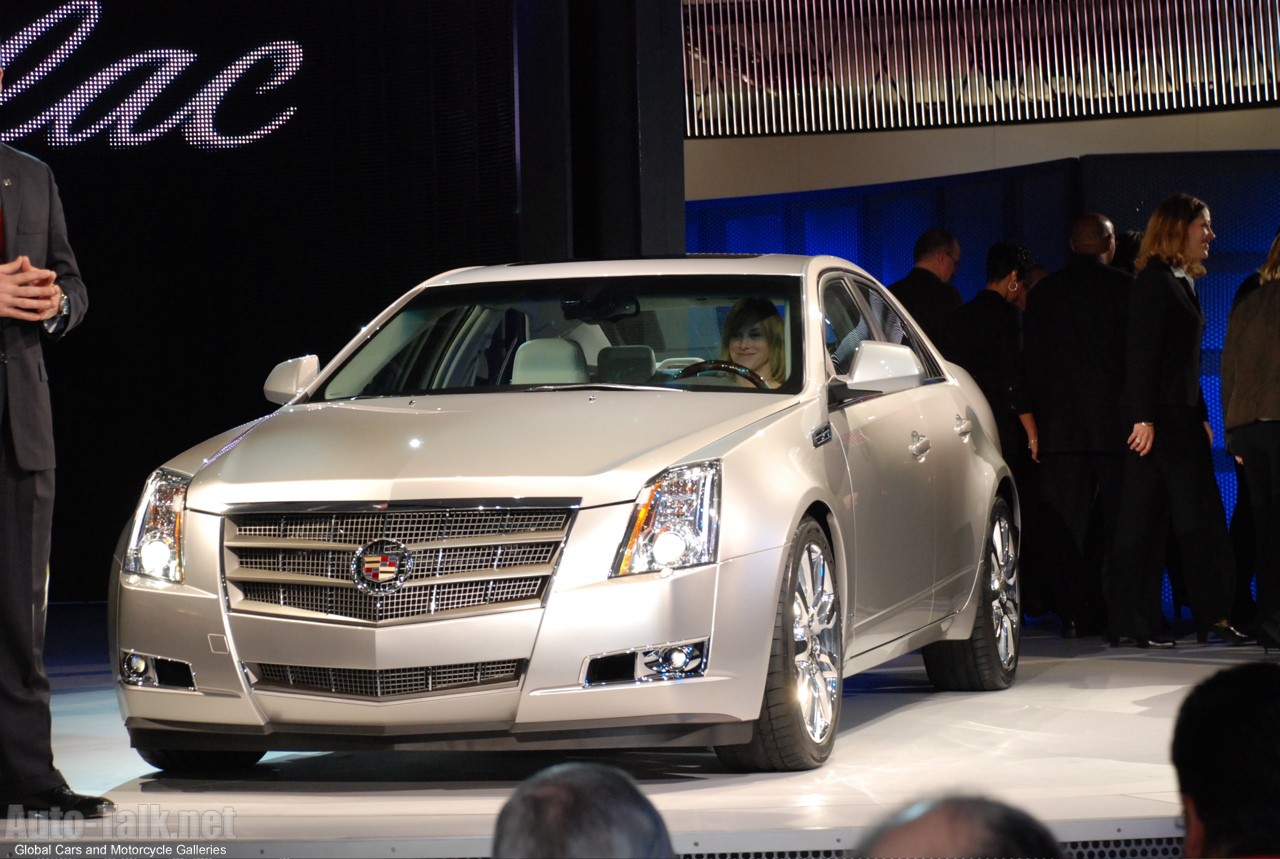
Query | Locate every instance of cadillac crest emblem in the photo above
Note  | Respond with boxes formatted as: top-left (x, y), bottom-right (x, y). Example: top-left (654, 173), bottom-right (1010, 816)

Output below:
top-left (352, 538), bottom-right (413, 593)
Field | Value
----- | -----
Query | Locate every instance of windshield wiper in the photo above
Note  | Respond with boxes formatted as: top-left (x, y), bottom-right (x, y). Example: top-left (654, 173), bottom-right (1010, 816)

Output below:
top-left (520, 383), bottom-right (674, 393)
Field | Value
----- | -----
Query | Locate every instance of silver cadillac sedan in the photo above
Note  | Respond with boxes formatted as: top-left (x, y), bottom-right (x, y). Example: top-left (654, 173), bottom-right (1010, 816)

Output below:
top-left (110, 255), bottom-right (1020, 773)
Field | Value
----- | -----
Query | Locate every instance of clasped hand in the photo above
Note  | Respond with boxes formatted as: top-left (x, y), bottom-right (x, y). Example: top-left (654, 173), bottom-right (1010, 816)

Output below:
top-left (0, 256), bottom-right (62, 321)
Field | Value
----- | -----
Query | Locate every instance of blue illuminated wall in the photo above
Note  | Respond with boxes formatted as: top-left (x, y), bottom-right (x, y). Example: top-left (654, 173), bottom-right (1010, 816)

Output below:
top-left (687, 149), bottom-right (1280, 611)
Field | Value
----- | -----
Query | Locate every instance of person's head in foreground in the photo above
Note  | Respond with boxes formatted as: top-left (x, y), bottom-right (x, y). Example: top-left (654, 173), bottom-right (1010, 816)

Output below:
top-left (1172, 661), bottom-right (1280, 858)
top-left (491, 761), bottom-right (676, 859)
top-left (853, 793), bottom-right (1063, 859)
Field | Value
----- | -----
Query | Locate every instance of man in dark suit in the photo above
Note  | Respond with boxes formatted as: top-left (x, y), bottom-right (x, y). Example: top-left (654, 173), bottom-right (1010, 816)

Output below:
top-left (1, 68), bottom-right (111, 817)
top-left (887, 228), bottom-right (962, 346)
top-left (1023, 213), bottom-right (1131, 638)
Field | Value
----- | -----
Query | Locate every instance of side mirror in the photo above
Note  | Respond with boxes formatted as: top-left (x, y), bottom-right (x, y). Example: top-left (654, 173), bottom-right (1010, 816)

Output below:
top-left (264, 355), bottom-right (319, 404)
top-left (829, 341), bottom-right (923, 404)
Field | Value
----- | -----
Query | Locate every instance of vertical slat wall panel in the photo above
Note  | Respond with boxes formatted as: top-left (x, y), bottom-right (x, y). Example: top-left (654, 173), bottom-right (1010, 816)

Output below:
top-left (683, 0), bottom-right (1280, 137)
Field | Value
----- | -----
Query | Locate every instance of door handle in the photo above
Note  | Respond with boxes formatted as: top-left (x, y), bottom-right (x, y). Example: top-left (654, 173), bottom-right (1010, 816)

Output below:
top-left (954, 415), bottom-right (973, 439)
top-left (909, 431), bottom-right (931, 459)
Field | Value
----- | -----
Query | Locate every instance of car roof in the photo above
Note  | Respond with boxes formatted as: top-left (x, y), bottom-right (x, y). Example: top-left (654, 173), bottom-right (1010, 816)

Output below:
top-left (422, 255), bottom-right (863, 286)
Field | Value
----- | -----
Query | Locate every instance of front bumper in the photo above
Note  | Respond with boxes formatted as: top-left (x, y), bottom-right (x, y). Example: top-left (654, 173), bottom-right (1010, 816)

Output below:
top-left (112, 504), bottom-right (785, 753)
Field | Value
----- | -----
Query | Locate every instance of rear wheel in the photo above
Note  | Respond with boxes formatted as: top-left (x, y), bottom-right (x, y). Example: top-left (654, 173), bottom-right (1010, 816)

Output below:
top-left (136, 748), bottom-right (266, 774)
top-left (923, 496), bottom-right (1020, 691)
top-left (715, 518), bottom-right (843, 771)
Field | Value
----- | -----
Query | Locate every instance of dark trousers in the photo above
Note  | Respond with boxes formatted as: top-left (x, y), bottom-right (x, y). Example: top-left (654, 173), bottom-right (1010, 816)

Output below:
top-left (1231, 420), bottom-right (1280, 638)
top-left (0, 394), bottom-right (64, 800)
top-left (1109, 411), bottom-right (1234, 638)
top-left (1038, 452), bottom-right (1123, 628)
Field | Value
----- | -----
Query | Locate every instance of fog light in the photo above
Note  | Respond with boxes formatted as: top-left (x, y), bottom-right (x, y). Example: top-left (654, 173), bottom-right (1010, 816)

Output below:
top-left (639, 640), bottom-right (707, 681)
top-left (582, 639), bottom-right (711, 687)
top-left (119, 651), bottom-right (195, 689)
top-left (121, 651), bottom-right (153, 686)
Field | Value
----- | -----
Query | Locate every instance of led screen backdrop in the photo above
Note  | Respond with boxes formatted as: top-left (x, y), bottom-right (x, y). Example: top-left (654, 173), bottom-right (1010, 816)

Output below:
top-left (684, 0), bottom-right (1280, 136)
top-left (3, 1), bottom-right (519, 597)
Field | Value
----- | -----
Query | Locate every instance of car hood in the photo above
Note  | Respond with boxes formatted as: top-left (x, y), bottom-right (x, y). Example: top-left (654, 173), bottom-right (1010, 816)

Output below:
top-left (184, 390), bottom-right (797, 511)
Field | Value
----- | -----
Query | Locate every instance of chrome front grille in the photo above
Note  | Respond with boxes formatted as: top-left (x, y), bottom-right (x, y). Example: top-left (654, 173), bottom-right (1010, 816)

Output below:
top-left (223, 504), bottom-right (572, 625)
top-left (234, 508), bottom-right (571, 542)
top-left (239, 576), bottom-right (544, 622)
top-left (236, 543), bottom-right (557, 582)
top-left (252, 659), bottom-right (523, 698)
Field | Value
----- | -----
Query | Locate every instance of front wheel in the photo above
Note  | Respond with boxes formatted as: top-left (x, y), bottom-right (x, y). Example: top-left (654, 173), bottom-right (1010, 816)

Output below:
top-left (715, 518), bottom-right (843, 771)
top-left (923, 496), bottom-right (1020, 691)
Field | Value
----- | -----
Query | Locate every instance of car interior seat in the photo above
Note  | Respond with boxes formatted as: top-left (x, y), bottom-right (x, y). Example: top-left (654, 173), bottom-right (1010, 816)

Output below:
top-left (511, 339), bottom-right (590, 384)
top-left (596, 345), bottom-right (657, 384)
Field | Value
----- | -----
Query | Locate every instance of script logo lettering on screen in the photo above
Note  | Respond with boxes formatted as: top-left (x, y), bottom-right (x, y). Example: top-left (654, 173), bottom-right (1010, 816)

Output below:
top-left (0, 1), bottom-right (303, 149)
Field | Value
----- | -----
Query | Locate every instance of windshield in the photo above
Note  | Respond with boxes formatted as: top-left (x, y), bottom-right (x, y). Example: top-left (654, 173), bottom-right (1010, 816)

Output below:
top-left (317, 274), bottom-right (804, 400)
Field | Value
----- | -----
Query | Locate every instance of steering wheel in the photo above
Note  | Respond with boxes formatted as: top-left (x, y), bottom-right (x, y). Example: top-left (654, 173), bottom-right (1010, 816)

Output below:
top-left (676, 360), bottom-right (769, 389)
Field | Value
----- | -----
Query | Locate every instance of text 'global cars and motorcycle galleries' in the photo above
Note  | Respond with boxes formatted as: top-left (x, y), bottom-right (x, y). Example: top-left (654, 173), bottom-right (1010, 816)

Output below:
top-left (0, 1), bottom-right (302, 148)
top-left (110, 255), bottom-right (1021, 773)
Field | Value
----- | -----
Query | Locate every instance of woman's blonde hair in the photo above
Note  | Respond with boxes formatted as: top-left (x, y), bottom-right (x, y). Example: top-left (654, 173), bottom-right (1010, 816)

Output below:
top-left (721, 297), bottom-right (786, 383)
top-left (1259, 228), bottom-right (1280, 284)
top-left (1134, 193), bottom-right (1210, 278)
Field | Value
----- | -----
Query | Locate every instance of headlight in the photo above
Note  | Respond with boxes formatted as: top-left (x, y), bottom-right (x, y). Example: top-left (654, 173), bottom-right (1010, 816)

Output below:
top-left (123, 468), bottom-right (191, 583)
top-left (614, 461), bottom-right (720, 576)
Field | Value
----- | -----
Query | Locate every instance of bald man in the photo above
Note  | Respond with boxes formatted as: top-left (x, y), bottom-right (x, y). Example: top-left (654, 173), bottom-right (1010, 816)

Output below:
top-left (853, 795), bottom-right (1062, 859)
top-left (1023, 213), bottom-right (1133, 640)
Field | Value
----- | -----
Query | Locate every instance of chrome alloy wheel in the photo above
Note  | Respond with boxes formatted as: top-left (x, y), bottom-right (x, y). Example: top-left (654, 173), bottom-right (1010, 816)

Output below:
top-left (791, 539), bottom-right (841, 744)
top-left (987, 504), bottom-right (1020, 672)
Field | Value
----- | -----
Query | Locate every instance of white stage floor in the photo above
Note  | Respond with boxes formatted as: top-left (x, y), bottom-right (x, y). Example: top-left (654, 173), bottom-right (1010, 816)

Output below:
top-left (5, 605), bottom-right (1275, 858)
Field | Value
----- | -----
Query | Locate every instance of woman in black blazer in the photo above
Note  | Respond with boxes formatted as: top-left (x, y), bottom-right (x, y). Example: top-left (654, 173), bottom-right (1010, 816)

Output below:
top-left (1108, 194), bottom-right (1248, 648)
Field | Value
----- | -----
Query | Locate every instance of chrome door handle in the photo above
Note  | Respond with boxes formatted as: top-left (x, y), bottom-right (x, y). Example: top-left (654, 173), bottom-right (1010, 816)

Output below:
top-left (954, 415), bottom-right (973, 439)
top-left (909, 431), bottom-right (931, 459)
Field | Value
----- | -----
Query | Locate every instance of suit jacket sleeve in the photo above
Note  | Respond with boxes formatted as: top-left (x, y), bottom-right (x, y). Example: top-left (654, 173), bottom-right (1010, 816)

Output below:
top-left (1123, 265), bottom-right (1169, 425)
top-left (37, 162), bottom-right (88, 338)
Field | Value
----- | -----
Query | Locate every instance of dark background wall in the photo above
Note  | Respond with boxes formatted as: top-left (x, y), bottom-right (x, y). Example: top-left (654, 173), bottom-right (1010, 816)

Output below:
top-left (3, 0), bottom-right (683, 600)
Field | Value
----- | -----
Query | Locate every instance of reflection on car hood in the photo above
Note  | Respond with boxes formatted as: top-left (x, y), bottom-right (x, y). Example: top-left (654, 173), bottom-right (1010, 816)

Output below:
top-left (185, 390), bottom-right (793, 511)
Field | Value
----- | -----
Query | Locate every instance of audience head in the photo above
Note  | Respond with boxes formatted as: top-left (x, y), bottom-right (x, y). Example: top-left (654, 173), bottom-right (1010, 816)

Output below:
top-left (984, 241), bottom-right (1036, 304)
top-left (720, 296), bottom-right (786, 383)
top-left (1068, 213), bottom-right (1117, 263)
top-left (1259, 225), bottom-right (1280, 284)
top-left (492, 762), bottom-right (676, 859)
top-left (1111, 228), bottom-right (1144, 274)
top-left (1136, 193), bottom-right (1212, 278)
top-left (854, 794), bottom-right (1062, 859)
top-left (1171, 661), bottom-right (1280, 858)
top-left (913, 228), bottom-right (962, 283)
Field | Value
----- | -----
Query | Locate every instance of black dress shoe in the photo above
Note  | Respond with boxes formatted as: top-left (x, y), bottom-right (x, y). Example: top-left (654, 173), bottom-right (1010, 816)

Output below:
top-left (1197, 621), bottom-right (1250, 646)
top-left (14, 784), bottom-right (114, 818)
top-left (1109, 634), bottom-right (1176, 650)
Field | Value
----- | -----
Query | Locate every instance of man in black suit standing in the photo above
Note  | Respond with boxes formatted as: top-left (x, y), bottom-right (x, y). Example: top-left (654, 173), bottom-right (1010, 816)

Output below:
top-left (887, 228), bottom-right (963, 345)
top-left (1023, 213), bottom-right (1131, 638)
top-left (0, 67), bottom-right (111, 817)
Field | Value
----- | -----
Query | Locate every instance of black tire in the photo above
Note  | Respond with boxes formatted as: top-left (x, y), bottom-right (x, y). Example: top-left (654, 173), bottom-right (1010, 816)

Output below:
top-left (923, 496), bottom-right (1020, 691)
top-left (715, 518), bottom-right (843, 771)
top-left (136, 748), bottom-right (266, 774)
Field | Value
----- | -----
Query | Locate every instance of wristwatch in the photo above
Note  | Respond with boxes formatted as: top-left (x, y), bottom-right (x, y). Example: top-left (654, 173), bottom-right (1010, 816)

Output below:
top-left (58, 293), bottom-right (70, 317)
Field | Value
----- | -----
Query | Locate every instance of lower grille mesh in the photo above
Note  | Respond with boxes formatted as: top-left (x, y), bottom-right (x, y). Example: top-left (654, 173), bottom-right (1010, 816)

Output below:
top-left (253, 660), bottom-right (522, 698)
